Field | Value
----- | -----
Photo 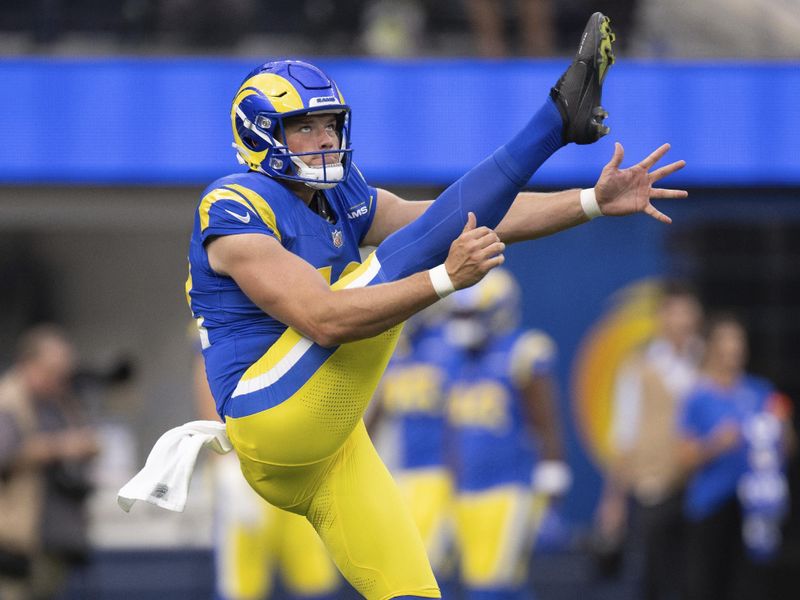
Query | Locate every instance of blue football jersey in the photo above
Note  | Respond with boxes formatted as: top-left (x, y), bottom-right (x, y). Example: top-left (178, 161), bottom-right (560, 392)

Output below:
top-left (679, 374), bottom-right (774, 520)
top-left (186, 166), bottom-right (377, 417)
top-left (380, 327), bottom-right (455, 470)
top-left (446, 329), bottom-right (556, 491)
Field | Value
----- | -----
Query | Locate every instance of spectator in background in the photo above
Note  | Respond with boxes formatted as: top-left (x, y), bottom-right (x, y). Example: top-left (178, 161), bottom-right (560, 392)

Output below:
top-left (464, 0), bottom-right (555, 56)
top-left (631, 0), bottom-right (800, 58)
top-left (361, 0), bottom-right (426, 56)
top-left (0, 325), bottom-right (99, 600)
top-left (596, 282), bottom-right (703, 600)
top-left (679, 314), bottom-right (793, 600)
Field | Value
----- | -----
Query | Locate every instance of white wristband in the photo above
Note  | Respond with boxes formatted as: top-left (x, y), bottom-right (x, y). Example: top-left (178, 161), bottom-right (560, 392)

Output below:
top-left (428, 264), bottom-right (456, 299)
top-left (580, 188), bottom-right (603, 220)
top-left (532, 461), bottom-right (573, 496)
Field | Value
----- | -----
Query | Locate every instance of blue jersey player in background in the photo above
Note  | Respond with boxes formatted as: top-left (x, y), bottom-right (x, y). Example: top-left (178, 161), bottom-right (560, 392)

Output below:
top-left (444, 269), bottom-right (569, 600)
top-left (185, 12), bottom-right (687, 599)
top-left (371, 310), bottom-right (458, 584)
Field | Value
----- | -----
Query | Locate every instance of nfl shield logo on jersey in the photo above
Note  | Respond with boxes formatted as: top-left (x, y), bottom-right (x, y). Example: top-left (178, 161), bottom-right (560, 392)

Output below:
top-left (331, 229), bottom-right (344, 248)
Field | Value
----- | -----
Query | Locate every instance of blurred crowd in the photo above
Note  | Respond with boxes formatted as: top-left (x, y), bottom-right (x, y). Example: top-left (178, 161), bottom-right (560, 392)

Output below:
top-left (594, 283), bottom-right (794, 600)
top-left (0, 327), bottom-right (98, 600)
top-left (2, 0), bottom-right (799, 57)
top-left (0, 326), bottom-right (138, 600)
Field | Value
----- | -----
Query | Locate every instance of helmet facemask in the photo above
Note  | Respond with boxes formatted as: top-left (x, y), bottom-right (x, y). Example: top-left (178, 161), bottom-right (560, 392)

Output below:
top-left (445, 269), bottom-right (522, 349)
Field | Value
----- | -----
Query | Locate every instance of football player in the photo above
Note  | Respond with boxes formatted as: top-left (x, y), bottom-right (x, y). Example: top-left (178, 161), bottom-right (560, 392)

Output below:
top-left (186, 12), bottom-right (685, 599)
top-left (444, 269), bottom-right (569, 599)
top-left (371, 309), bottom-right (457, 583)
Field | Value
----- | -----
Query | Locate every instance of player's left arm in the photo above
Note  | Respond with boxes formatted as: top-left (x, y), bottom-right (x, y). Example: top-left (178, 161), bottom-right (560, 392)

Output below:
top-left (522, 374), bottom-right (564, 462)
top-left (523, 373), bottom-right (573, 498)
top-left (513, 332), bottom-right (571, 496)
top-left (362, 143), bottom-right (687, 247)
top-left (495, 143), bottom-right (687, 243)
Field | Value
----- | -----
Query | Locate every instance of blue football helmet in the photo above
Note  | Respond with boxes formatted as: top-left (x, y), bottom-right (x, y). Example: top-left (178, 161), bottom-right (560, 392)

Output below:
top-left (446, 268), bottom-right (521, 348)
top-left (231, 60), bottom-right (352, 189)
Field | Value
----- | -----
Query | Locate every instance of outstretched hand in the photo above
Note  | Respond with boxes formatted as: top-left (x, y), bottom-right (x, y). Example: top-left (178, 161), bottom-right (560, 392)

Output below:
top-left (594, 143), bottom-right (687, 224)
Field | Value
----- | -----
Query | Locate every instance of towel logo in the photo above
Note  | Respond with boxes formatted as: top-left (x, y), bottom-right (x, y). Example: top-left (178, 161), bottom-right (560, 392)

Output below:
top-left (331, 229), bottom-right (344, 248)
top-left (151, 483), bottom-right (169, 499)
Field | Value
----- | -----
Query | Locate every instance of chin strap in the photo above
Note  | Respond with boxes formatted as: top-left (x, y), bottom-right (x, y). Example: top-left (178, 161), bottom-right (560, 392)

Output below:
top-left (290, 156), bottom-right (344, 190)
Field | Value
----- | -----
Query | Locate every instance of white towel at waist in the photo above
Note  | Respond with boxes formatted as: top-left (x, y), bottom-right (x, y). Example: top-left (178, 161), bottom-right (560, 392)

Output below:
top-left (118, 420), bottom-right (232, 513)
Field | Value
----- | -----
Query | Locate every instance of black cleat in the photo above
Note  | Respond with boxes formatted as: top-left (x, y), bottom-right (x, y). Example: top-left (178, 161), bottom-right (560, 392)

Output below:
top-left (550, 12), bottom-right (616, 145)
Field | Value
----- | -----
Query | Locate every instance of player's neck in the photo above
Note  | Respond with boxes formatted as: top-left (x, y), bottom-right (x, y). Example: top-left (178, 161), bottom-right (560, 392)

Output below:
top-left (705, 364), bottom-right (740, 388)
top-left (284, 180), bottom-right (315, 205)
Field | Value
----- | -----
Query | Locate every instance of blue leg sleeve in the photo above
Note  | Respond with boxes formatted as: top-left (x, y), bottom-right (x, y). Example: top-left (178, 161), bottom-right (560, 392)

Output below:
top-left (375, 98), bottom-right (563, 281)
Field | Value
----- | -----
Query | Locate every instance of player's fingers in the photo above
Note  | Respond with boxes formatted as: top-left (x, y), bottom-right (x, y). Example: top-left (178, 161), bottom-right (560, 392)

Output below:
top-left (649, 160), bottom-right (686, 182)
top-left (462, 211), bottom-right (476, 232)
top-left (650, 188), bottom-right (689, 199)
top-left (464, 227), bottom-right (494, 243)
top-left (480, 241), bottom-right (506, 258)
top-left (644, 203), bottom-right (672, 224)
top-left (638, 143), bottom-right (671, 169)
top-left (483, 253), bottom-right (505, 270)
top-left (474, 228), bottom-right (501, 246)
top-left (607, 142), bottom-right (624, 169)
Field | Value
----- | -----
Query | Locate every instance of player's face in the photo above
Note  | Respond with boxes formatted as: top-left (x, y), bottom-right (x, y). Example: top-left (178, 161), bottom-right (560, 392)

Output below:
top-left (660, 294), bottom-right (702, 346)
top-left (706, 321), bottom-right (748, 374)
top-left (446, 312), bottom-right (489, 350)
top-left (283, 113), bottom-right (341, 167)
top-left (22, 338), bottom-right (77, 399)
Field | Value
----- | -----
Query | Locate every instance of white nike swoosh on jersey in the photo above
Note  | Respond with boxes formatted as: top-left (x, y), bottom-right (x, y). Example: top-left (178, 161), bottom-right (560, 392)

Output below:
top-left (224, 209), bottom-right (251, 223)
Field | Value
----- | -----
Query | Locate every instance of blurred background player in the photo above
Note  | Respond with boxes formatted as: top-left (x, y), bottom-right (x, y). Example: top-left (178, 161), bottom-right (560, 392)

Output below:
top-left (0, 325), bottom-right (99, 600)
top-left (678, 314), bottom-right (794, 600)
top-left (369, 307), bottom-right (457, 587)
top-left (595, 281), bottom-right (703, 600)
top-left (192, 351), bottom-right (341, 600)
top-left (444, 268), bottom-right (570, 600)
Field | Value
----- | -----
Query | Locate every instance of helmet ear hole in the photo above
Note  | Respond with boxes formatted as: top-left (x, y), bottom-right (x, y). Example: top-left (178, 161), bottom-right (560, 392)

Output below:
top-left (242, 133), bottom-right (259, 150)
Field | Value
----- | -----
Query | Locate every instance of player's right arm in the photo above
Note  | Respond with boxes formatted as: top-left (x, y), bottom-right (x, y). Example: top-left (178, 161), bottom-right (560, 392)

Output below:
top-left (207, 212), bottom-right (504, 347)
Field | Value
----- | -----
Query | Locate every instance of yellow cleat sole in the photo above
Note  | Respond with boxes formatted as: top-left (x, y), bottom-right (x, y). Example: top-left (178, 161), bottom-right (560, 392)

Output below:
top-left (597, 17), bottom-right (616, 85)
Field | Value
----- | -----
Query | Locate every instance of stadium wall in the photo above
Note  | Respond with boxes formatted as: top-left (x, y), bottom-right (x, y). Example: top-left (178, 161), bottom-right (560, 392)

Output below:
top-left (1, 58), bottom-right (797, 186)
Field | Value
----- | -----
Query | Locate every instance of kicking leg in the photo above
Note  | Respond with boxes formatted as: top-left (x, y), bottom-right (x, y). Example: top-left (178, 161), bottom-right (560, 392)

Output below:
top-left (375, 100), bottom-right (562, 280)
top-left (376, 13), bottom-right (615, 281)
